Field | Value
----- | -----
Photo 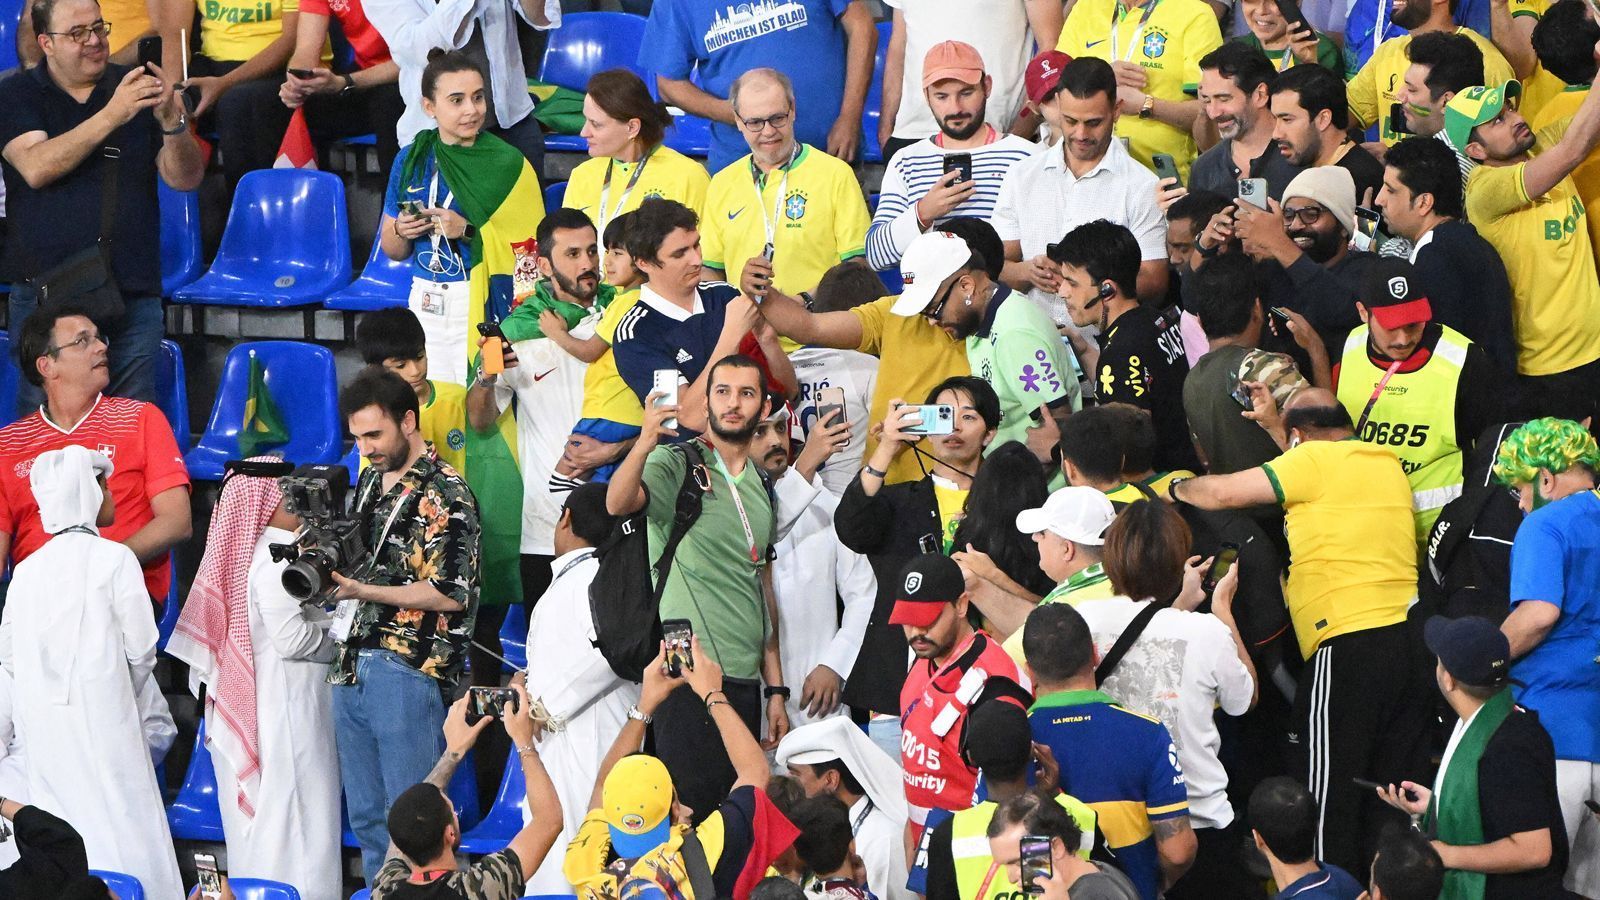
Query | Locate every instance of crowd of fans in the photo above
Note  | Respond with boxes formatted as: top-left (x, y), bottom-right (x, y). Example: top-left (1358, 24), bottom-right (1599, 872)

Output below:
top-left (1, 0), bottom-right (1600, 897)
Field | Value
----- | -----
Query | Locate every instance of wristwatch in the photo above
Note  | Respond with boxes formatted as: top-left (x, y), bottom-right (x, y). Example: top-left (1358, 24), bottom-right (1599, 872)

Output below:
top-left (1138, 94), bottom-right (1156, 119)
top-left (161, 113), bottom-right (189, 136)
top-left (763, 685), bottom-right (791, 700)
top-left (1166, 476), bottom-right (1189, 503)
top-left (339, 73), bottom-right (357, 96)
top-left (627, 704), bottom-right (653, 724)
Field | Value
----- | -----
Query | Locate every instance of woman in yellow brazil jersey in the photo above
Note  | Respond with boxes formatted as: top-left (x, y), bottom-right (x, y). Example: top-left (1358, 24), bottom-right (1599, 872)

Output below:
top-left (563, 69), bottom-right (711, 243)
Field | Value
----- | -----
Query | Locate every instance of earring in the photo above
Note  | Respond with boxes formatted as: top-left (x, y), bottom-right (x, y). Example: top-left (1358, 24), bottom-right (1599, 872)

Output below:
top-left (963, 291), bottom-right (974, 307)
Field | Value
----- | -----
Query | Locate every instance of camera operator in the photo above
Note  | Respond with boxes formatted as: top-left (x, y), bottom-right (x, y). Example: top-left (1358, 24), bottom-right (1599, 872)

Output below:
top-left (330, 366), bottom-right (484, 886)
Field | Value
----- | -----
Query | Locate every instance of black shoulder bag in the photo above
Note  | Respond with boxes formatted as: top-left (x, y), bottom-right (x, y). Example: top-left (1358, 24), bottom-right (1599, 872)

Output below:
top-left (1095, 602), bottom-right (1164, 686)
top-left (25, 147), bottom-right (126, 320)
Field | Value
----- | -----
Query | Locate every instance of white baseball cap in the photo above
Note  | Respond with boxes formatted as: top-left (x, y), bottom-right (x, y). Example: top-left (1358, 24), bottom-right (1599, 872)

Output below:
top-left (890, 231), bottom-right (973, 317)
top-left (1015, 486), bottom-right (1117, 546)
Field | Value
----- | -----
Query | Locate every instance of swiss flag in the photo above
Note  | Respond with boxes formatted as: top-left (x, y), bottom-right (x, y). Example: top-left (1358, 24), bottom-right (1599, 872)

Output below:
top-left (273, 108), bottom-right (318, 169)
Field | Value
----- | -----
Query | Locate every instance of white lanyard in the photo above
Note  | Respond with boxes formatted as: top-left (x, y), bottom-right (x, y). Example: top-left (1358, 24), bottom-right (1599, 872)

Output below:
top-left (752, 145), bottom-right (799, 251)
top-left (719, 465), bottom-right (761, 565)
top-left (426, 169), bottom-right (459, 279)
top-left (1110, 0), bottom-right (1160, 62)
top-left (597, 148), bottom-right (654, 245)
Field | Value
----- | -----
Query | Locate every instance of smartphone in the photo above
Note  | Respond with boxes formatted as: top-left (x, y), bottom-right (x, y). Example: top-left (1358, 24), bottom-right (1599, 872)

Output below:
top-left (943, 152), bottom-right (973, 185)
top-left (1151, 153), bottom-right (1182, 188)
top-left (1273, 0), bottom-right (1314, 38)
top-left (1230, 382), bottom-right (1254, 410)
top-left (902, 404), bottom-right (955, 436)
top-left (137, 36), bottom-right (162, 73)
top-left (399, 199), bottom-right (424, 218)
top-left (761, 242), bottom-right (775, 263)
top-left (816, 386), bottom-right (847, 437)
top-left (1353, 206), bottom-right (1390, 252)
top-left (476, 321), bottom-right (505, 378)
top-left (663, 618), bottom-right (694, 678)
top-left (1269, 306), bottom-right (1293, 322)
top-left (1352, 777), bottom-right (1418, 800)
top-left (1237, 178), bottom-right (1270, 211)
top-left (287, 67), bottom-right (317, 79)
top-left (1389, 102), bottom-right (1415, 136)
top-left (1202, 542), bottom-right (1240, 593)
top-left (1586, 799), bottom-right (1600, 815)
top-left (467, 686), bottom-right (520, 719)
top-left (652, 369), bottom-right (680, 432)
top-left (1019, 835), bottom-right (1053, 895)
top-left (195, 852), bottom-right (223, 900)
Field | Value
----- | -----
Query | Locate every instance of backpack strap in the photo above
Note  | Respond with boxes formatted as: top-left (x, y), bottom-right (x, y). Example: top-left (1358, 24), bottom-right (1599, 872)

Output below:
top-left (1095, 601), bottom-right (1164, 686)
top-left (650, 442), bottom-right (709, 605)
top-left (680, 829), bottom-right (717, 900)
top-left (1130, 480), bottom-right (1161, 501)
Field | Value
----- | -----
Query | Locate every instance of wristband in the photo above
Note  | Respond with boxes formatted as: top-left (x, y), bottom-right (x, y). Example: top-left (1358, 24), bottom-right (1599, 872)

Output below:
top-left (702, 690), bottom-right (727, 708)
top-left (763, 685), bottom-right (791, 700)
top-left (706, 698), bottom-right (730, 712)
top-left (862, 464), bottom-right (887, 479)
top-left (1196, 240), bottom-right (1221, 259)
top-left (1167, 476), bottom-right (1189, 503)
top-left (515, 742), bottom-right (537, 757)
top-left (161, 113), bottom-right (189, 136)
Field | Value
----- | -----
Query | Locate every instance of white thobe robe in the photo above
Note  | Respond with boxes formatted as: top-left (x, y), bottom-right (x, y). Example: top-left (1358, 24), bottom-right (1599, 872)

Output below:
top-left (768, 473), bottom-right (875, 730)
top-left (209, 528), bottom-right (342, 900)
top-left (522, 548), bottom-right (640, 896)
top-left (0, 533), bottom-right (184, 900)
top-left (854, 795), bottom-right (914, 900)
top-left (0, 667), bottom-right (26, 869)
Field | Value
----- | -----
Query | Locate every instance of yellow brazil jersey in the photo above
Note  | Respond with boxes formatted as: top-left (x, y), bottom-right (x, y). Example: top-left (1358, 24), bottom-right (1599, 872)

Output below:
top-left (1057, 0), bottom-right (1223, 175)
top-left (1261, 439), bottom-right (1417, 659)
top-left (1466, 117), bottom-right (1600, 377)
top-left (198, 0), bottom-right (298, 62)
top-left (100, 0), bottom-right (152, 55)
top-left (850, 295), bottom-right (970, 485)
top-left (1348, 27), bottom-right (1514, 145)
top-left (1529, 86), bottom-right (1600, 268)
top-left (561, 145), bottom-right (710, 235)
top-left (582, 289), bottom-right (645, 426)
top-left (700, 144), bottom-right (870, 297)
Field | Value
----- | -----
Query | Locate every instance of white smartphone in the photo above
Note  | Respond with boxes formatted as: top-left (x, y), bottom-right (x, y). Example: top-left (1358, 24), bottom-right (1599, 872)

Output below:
top-left (652, 369), bottom-right (680, 432)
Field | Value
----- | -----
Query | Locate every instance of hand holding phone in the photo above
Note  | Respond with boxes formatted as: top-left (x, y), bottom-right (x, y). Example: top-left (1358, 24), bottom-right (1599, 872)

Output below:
top-left (195, 852), bottom-right (224, 900)
top-left (663, 619), bottom-right (694, 678)
top-left (943, 152), bottom-right (974, 185)
top-left (1019, 835), bottom-right (1054, 895)
top-left (1151, 153), bottom-right (1182, 188)
top-left (1202, 542), bottom-right (1239, 594)
top-left (477, 321), bottom-right (505, 377)
top-left (137, 36), bottom-right (162, 74)
top-left (815, 386), bottom-right (847, 438)
top-left (467, 686), bottom-right (521, 720)
top-left (1237, 178), bottom-right (1270, 211)
top-left (652, 369), bottom-right (680, 433)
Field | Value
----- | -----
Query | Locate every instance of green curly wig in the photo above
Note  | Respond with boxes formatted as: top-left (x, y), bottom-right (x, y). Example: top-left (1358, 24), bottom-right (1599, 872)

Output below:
top-left (1493, 417), bottom-right (1600, 486)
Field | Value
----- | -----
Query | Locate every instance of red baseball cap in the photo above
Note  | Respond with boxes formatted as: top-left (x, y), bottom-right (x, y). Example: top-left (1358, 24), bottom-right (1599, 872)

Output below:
top-left (1362, 258), bottom-right (1434, 329)
top-left (922, 41), bottom-right (985, 89)
top-left (888, 554), bottom-right (966, 627)
top-left (1024, 50), bottom-right (1072, 105)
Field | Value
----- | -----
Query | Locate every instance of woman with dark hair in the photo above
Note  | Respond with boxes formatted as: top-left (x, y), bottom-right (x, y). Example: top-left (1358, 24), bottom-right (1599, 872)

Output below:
top-left (951, 441), bottom-right (1055, 606)
top-left (562, 68), bottom-right (710, 247)
top-left (1087, 499), bottom-right (1263, 900)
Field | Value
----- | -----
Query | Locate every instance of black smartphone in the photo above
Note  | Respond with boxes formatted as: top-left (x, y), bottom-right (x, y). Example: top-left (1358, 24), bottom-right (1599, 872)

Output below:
top-left (1202, 542), bottom-right (1240, 593)
top-left (1353, 777), bottom-right (1418, 801)
top-left (1152, 152), bottom-right (1182, 188)
top-left (287, 67), bottom-right (317, 79)
top-left (467, 686), bottom-right (520, 721)
top-left (663, 618), bottom-right (694, 677)
top-left (195, 852), bottom-right (223, 900)
top-left (943, 152), bottom-right (973, 185)
top-left (137, 36), bottom-right (162, 73)
top-left (1274, 0), bottom-right (1314, 38)
top-left (1019, 835), bottom-right (1053, 895)
top-left (1269, 306), bottom-right (1293, 322)
top-left (1389, 102), bottom-right (1415, 136)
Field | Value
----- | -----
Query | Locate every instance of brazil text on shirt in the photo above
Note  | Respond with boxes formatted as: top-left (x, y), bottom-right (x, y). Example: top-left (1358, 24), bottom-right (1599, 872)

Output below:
top-left (203, 0), bottom-right (277, 22)
top-left (866, 136), bottom-right (1038, 270)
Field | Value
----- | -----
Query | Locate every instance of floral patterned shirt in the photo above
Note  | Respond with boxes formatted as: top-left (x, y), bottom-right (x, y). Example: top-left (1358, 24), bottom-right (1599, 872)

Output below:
top-left (329, 444), bottom-right (481, 685)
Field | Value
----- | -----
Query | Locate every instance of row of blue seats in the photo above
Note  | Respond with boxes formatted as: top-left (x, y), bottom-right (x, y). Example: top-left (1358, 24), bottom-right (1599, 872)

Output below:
top-left (93, 871), bottom-right (303, 900)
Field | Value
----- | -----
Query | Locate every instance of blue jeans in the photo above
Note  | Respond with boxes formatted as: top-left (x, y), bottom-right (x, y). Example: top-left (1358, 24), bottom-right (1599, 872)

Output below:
top-left (333, 649), bottom-right (448, 883)
top-left (7, 284), bottom-right (163, 410)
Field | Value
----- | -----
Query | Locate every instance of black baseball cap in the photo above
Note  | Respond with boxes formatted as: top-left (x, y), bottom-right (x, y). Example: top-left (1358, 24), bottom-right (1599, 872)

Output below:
top-left (888, 554), bottom-right (966, 627)
top-left (1361, 258), bottom-right (1433, 329)
top-left (963, 688), bottom-right (1034, 772)
top-left (1424, 615), bottom-right (1511, 688)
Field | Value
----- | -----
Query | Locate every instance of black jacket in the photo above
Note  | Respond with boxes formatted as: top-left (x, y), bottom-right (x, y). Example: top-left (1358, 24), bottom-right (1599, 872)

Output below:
top-left (0, 806), bottom-right (89, 899)
top-left (834, 473), bottom-right (941, 716)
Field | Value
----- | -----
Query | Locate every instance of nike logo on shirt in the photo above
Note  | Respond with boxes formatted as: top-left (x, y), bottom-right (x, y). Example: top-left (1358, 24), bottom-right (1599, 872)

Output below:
top-left (1086, 38), bottom-right (1107, 48)
top-left (533, 368), bottom-right (558, 382)
top-left (727, 207), bottom-right (745, 220)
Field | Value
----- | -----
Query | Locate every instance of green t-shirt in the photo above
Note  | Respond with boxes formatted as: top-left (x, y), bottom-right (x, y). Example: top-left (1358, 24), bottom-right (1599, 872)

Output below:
top-left (967, 287), bottom-right (1081, 451)
top-left (1235, 32), bottom-right (1344, 76)
top-left (642, 442), bottom-right (776, 680)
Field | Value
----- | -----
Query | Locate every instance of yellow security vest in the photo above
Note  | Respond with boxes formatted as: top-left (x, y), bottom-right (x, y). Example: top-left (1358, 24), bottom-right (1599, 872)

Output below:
top-left (1336, 324), bottom-right (1469, 545)
top-left (950, 794), bottom-right (1098, 900)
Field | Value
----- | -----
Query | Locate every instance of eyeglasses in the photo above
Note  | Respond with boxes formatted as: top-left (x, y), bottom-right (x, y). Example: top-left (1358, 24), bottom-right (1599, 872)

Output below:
top-left (922, 280), bottom-right (959, 322)
top-left (45, 331), bottom-right (109, 357)
top-left (738, 110), bottom-right (792, 134)
top-left (1282, 205), bottom-right (1325, 226)
top-left (45, 20), bottom-right (111, 44)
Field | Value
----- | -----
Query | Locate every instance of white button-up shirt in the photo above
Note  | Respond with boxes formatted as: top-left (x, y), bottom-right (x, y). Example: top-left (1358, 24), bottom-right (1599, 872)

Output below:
top-left (364, 0), bottom-right (562, 146)
top-left (989, 138), bottom-right (1167, 325)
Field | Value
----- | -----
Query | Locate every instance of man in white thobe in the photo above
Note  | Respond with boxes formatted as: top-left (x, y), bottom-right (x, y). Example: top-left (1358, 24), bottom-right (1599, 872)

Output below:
top-left (753, 402), bottom-right (876, 729)
top-left (0, 446), bottom-right (183, 899)
top-left (778, 717), bottom-right (914, 900)
top-left (521, 482), bottom-right (640, 895)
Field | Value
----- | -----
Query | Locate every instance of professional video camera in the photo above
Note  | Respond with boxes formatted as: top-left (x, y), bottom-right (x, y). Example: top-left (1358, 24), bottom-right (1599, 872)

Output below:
top-left (266, 463), bottom-right (368, 604)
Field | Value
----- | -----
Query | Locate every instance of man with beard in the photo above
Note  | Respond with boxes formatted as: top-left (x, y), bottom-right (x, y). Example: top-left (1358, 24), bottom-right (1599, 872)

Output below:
top-left (891, 230), bottom-right (1079, 470)
top-left (1187, 42), bottom-right (1302, 200)
top-left (707, 68), bottom-right (871, 311)
top-left (1226, 165), bottom-right (1378, 358)
top-left (867, 42), bottom-right (1038, 271)
top-left (606, 353), bottom-right (799, 821)
top-left (1347, 0), bottom-right (1513, 148)
top-left (1452, 75), bottom-right (1600, 407)
top-left (1334, 259), bottom-right (1495, 548)
top-left (1267, 65), bottom-right (1386, 202)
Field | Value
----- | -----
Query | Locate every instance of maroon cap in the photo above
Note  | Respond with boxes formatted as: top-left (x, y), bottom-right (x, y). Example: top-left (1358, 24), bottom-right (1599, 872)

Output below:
top-left (1024, 50), bottom-right (1072, 105)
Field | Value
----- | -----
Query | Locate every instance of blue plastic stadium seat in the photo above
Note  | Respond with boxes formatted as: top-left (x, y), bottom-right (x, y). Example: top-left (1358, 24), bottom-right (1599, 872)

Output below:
top-left (91, 871), bottom-right (145, 900)
top-left (167, 718), bottom-right (225, 842)
top-left (339, 133), bottom-right (378, 147)
top-left (544, 182), bottom-right (567, 212)
top-left (860, 22), bottom-right (891, 164)
top-left (230, 879), bottom-right (304, 900)
top-left (458, 747), bottom-right (528, 855)
top-left (157, 339), bottom-right (191, 451)
top-left (545, 133), bottom-right (589, 153)
top-left (157, 559), bottom-right (179, 652)
top-left (0, 0), bottom-right (16, 73)
top-left (184, 342), bottom-right (343, 481)
top-left (0, 331), bottom-right (18, 429)
top-left (349, 891), bottom-right (372, 900)
top-left (499, 603), bottom-right (527, 671)
top-left (159, 182), bottom-right (204, 297)
top-left (664, 112), bottom-right (711, 159)
top-left (173, 170), bottom-right (352, 308)
top-left (539, 12), bottom-right (648, 93)
top-left (324, 218), bottom-right (411, 312)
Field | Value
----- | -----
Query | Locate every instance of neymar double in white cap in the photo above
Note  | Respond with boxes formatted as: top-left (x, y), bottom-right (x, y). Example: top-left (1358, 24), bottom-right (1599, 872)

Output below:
top-left (891, 231), bottom-right (974, 317)
top-left (1015, 486), bottom-right (1117, 546)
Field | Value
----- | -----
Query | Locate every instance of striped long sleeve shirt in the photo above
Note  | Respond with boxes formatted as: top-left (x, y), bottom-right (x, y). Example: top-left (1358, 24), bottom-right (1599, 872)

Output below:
top-left (865, 134), bottom-right (1037, 271)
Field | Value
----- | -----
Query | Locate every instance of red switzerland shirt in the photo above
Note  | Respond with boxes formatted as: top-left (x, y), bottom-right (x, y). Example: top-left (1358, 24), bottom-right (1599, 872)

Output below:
top-left (0, 396), bottom-right (190, 599)
top-left (300, 0), bottom-right (393, 70)
top-left (899, 630), bottom-right (1029, 813)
